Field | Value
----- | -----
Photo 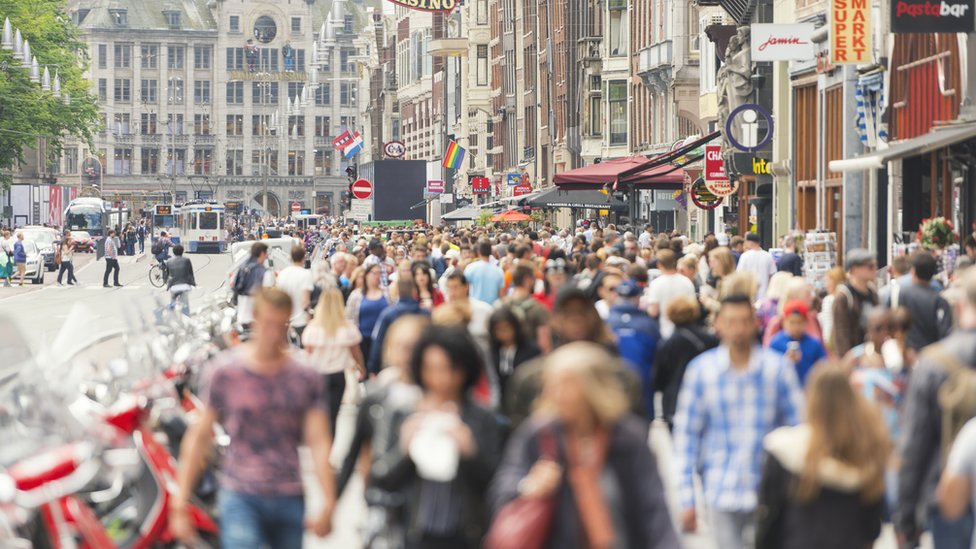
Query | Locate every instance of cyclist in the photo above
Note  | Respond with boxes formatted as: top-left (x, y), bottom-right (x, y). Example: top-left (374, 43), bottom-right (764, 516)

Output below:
top-left (152, 231), bottom-right (174, 278)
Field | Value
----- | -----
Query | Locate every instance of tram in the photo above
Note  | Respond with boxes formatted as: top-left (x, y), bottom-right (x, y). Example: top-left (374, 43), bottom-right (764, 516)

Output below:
top-left (177, 201), bottom-right (226, 253)
top-left (64, 197), bottom-right (129, 238)
top-left (152, 204), bottom-right (180, 243)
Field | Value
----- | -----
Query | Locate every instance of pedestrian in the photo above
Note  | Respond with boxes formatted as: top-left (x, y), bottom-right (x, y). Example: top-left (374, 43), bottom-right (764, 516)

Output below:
top-left (776, 234), bottom-right (804, 276)
top-left (372, 326), bottom-right (501, 549)
top-left (643, 248), bottom-right (696, 339)
top-left (412, 260), bottom-right (444, 310)
top-left (346, 263), bottom-right (389, 366)
top-left (124, 223), bottom-right (136, 256)
top-left (736, 232), bottom-right (778, 299)
top-left (170, 288), bottom-right (337, 548)
top-left (896, 268), bottom-right (976, 549)
top-left (608, 279), bottom-right (660, 420)
top-left (165, 245), bottom-right (196, 315)
top-left (501, 264), bottom-right (551, 351)
top-left (464, 240), bottom-right (505, 305)
top-left (818, 266), bottom-right (847, 355)
top-left (0, 229), bottom-right (14, 287)
top-left (56, 234), bottom-right (79, 286)
top-left (487, 342), bottom-right (681, 549)
top-left (102, 229), bottom-right (121, 288)
top-left (276, 245), bottom-right (314, 343)
top-left (768, 300), bottom-right (828, 387)
top-left (138, 220), bottom-right (146, 254)
top-left (756, 366), bottom-right (889, 549)
top-left (894, 251), bottom-right (953, 350)
top-left (938, 414), bottom-right (976, 546)
top-left (303, 288), bottom-right (365, 433)
top-left (12, 232), bottom-right (27, 286)
top-left (363, 239), bottom-right (391, 290)
top-left (673, 293), bottom-right (804, 549)
top-left (153, 230), bottom-right (174, 276)
top-left (832, 249), bottom-right (880, 357)
top-left (233, 242), bottom-right (274, 329)
top-left (487, 307), bottom-right (540, 405)
top-left (367, 276), bottom-right (430, 375)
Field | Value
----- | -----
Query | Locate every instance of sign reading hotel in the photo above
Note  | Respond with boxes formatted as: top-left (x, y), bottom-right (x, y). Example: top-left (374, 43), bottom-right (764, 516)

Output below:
top-left (387, 0), bottom-right (458, 12)
top-left (750, 24), bottom-right (816, 61)
top-left (831, 0), bottom-right (872, 64)
top-left (892, 0), bottom-right (974, 32)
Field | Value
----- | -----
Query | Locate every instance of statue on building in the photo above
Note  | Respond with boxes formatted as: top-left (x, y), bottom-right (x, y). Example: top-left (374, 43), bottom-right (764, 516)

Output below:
top-left (282, 42), bottom-right (294, 72)
top-left (245, 39), bottom-right (259, 72)
top-left (717, 26), bottom-right (754, 152)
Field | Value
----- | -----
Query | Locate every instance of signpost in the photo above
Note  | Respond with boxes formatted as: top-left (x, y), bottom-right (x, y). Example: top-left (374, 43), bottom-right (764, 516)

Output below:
top-left (351, 179), bottom-right (373, 200)
top-left (427, 179), bottom-right (445, 194)
top-left (291, 202), bottom-right (301, 213)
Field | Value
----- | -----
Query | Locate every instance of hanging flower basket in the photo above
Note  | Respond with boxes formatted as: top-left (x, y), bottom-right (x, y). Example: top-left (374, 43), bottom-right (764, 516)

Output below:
top-left (917, 217), bottom-right (958, 250)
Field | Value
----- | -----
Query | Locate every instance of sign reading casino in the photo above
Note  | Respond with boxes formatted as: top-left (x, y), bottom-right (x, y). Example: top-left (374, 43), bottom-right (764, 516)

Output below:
top-left (388, 0), bottom-right (458, 12)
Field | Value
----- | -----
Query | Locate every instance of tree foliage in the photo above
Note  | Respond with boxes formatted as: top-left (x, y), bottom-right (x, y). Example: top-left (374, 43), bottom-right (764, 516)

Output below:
top-left (0, 0), bottom-right (99, 188)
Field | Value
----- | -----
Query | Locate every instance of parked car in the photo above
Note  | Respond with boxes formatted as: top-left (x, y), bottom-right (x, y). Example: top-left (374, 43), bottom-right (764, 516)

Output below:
top-left (72, 231), bottom-right (94, 253)
top-left (15, 227), bottom-right (59, 271)
top-left (20, 239), bottom-right (44, 284)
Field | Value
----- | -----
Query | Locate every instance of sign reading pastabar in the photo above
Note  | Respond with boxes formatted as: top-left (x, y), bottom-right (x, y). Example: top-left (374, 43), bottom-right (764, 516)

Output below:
top-left (892, 0), bottom-right (974, 32)
top-left (387, 0), bottom-right (458, 12)
top-left (831, 0), bottom-right (872, 64)
top-left (750, 24), bottom-right (816, 61)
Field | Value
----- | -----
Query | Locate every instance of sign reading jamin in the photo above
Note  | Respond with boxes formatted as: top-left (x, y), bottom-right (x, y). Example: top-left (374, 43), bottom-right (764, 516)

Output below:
top-left (388, 0), bottom-right (458, 12)
top-left (831, 0), bottom-right (872, 64)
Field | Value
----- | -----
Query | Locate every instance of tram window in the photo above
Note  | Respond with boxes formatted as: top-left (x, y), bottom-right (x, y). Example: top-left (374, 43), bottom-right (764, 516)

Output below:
top-left (200, 212), bottom-right (218, 230)
top-left (191, 214), bottom-right (197, 230)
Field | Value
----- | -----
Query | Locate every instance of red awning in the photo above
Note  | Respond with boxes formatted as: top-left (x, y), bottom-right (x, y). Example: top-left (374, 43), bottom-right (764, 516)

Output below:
top-left (553, 157), bottom-right (653, 189)
top-left (620, 162), bottom-right (686, 189)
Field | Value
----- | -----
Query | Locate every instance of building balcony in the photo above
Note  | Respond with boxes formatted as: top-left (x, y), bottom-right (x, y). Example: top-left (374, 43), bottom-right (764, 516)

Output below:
top-left (196, 134), bottom-right (216, 145)
top-left (141, 133), bottom-right (162, 144)
top-left (430, 37), bottom-right (469, 57)
top-left (578, 37), bottom-right (602, 62)
top-left (638, 41), bottom-right (675, 92)
top-left (113, 132), bottom-right (135, 143)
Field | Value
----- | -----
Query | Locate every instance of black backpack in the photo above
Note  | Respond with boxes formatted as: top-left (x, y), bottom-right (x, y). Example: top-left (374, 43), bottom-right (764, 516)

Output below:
top-left (151, 239), bottom-right (164, 255)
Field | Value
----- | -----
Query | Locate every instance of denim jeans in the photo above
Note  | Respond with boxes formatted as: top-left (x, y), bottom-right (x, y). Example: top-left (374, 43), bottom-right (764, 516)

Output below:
top-left (928, 505), bottom-right (974, 549)
top-left (170, 290), bottom-right (190, 316)
top-left (218, 490), bottom-right (305, 549)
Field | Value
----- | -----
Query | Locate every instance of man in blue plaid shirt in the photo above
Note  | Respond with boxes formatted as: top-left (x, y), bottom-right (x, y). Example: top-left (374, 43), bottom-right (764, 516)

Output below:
top-left (673, 293), bottom-right (804, 549)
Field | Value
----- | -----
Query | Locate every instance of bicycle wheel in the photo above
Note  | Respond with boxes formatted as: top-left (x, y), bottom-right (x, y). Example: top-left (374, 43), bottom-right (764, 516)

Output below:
top-left (149, 265), bottom-right (165, 288)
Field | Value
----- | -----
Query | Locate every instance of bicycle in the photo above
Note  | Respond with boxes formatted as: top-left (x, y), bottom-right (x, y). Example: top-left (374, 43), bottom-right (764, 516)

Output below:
top-left (149, 259), bottom-right (168, 288)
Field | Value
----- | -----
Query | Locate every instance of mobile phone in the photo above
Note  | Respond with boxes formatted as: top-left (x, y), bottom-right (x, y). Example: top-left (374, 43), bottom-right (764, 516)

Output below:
top-left (787, 341), bottom-right (801, 353)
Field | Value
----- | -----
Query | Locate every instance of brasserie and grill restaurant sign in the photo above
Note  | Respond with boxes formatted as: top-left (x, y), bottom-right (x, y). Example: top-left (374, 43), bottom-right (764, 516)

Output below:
top-left (388, 0), bottom-right (458, 12)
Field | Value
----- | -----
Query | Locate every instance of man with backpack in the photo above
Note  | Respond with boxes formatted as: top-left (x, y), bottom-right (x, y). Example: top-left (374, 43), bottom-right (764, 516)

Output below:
top-left (138, 221), bottom-right (147, 254)
top-left (153, 231), bottom-right (173, 274)
top-left (897, 268), bottom-right (976, 549)
top-left (234, 242), bottom-right (273, 330)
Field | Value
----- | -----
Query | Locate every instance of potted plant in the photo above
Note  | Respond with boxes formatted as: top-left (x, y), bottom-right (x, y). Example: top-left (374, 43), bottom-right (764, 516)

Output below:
top-left (917, 217), bottom-right (958, 250)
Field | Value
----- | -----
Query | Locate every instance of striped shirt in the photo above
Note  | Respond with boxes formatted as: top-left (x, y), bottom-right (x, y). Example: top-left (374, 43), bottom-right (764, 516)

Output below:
top-left (104, 236), bottom-right (120, 259)
top-left (673, 345), bottom-right (804, 512)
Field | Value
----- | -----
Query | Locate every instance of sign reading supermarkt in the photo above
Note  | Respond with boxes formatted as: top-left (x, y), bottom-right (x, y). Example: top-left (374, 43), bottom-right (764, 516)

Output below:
top-left (750, 24), bottom-right (816, 61)
top-left (388, 0), bottom-right (458, 12)
top-left (892, 0), bottom-right (974, 32)
top-left (831, 0), bottom-right (872, 64)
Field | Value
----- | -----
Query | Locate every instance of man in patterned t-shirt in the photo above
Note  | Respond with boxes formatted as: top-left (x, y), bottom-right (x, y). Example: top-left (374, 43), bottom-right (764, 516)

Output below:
top-left (170, 288), bottom-right (337, 548)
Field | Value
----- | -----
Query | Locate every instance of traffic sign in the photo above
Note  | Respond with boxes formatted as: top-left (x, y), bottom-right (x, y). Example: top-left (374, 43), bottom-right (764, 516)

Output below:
top-left (291, 202), bottom-right (301, 212)
top-left (427, 179), bottom-right (445, 194)
top-left (352, 179), bottom-right (373, 200)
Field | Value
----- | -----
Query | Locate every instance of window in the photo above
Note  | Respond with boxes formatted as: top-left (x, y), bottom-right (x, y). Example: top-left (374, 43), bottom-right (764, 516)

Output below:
top-left (254, 15), bottom-right (277, 43)
top-left (314, 116), bottom-right (331, 137)
top-left (314, 149), bottom-right (331, 175)
top-left (114, 148), bottom-right (132, 174)
top-left (288, 116), bottom-right (305, 137)
top-left (141, 44), bottom-right (158, 69)
top-left (193, 114), bottom-right (211, 135)
top-left (258, 48), bottom-right (279, 71)
top-left (194, 46), bottom-right (212, 70)
top-left (141, 148), bottom-right (159, 174)
top-left (251, 150), bottom-right (278, 175)
top-left (168, 78), bottom-right (184, 104)
top-left (252, 82), bottom-right (279, 105)
top-left (98, 113), bottom-right (107, 133)
top-left (114, 44), bottom-right (131, 68)
top-left (287, 82), bottom-right (303, 101)
top-left (114, 78), bottom-right (131, 102)
top-left (98, 44), bottom-right (107, 69)
top-left (340, 82), bottom-right (356, 106)
top-left (225, 149), bottom-right (244, 175)
top-left (193, 80), bottom-right (211, 104)
top-left (193, 149), bottom-right (213, 175)
top-left (167, 114), bottom-right (184, 135)
top-left (340, 48), bottom-right (352, 73)
top-left (167, 148), bottom-right (186, 175)
top-left (288, 150), bottom-right (304, 175)
top-left (608, 5), bottom-right (627, 57)
top-left (167, 45), bottom-right (184, 70)
top-left (164, 10), bottom-right (181, 30)
top-left (226, 114), bottom-right (244, 136)
top-left (140, 79), bottom-right (158, 103)
top-left (252, 114), bottom-right (273, 136)
top-left (226, 48), bottom-right (245, 71)
top-left (688, 6), bottom-right (701, 53)
top-left (291, 17), bottom-right (302, 32)
top-left (141, 113), bottom-right (157, 134)
top-left (109, 9), bottom-right (127, 27)
top-left (63, 148), bottom-right (78, 174)
top-left (477, 45), bottom-right (488, 86)
top-left (226, 81), bottom-right (244, 104)
top-left (113, 113), bottom-right (131, 135)
top-left (229, 15), bottom-right (240, 32)
top-left (315, 84), bottom-right (330, 105)
top-left (98, 79), bottom-right (107, 101)
top-left (477, 0), bottom-right (488, 24)
top-left (608, 81), bottom-right (627, 145)
top-left (343, 15), bottom-right (353, 33)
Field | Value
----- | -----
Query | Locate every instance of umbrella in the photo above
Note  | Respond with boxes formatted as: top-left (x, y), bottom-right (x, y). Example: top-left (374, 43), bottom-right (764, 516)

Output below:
top-left (491, 209), bottom-right (532, 222)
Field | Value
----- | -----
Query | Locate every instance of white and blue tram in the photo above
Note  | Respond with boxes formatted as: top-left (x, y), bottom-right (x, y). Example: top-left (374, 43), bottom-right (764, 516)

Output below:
top-left (177, 201), bottom-right (226, 253)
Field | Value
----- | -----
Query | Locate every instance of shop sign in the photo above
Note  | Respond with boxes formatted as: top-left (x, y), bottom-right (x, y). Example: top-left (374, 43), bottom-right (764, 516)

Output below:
top-left (831, 0), bottom-right (872, 64)
top-left (506, 173), bottom-right (521, 186)
top-left (690, 178), bottom-right (723, 210)
top-left (752, 158), bottom-right (772, 175)
top-left (750, 24), bottom-right (816, 61)
top-left (471, 176), bottom-right (490, 194)
top-left (725, 104), bottom-right (774, 153)
top-left (384, 141), bottom-right (406, 158)
top-left (387, 0), bottom-right (458, 13)
top-left (704, 145), bottom-right (728, 182)
top-left (513, 182), bottom-right (533, 196)
top-left (427, 179), bottom-right (445, 194)
top-left (892, 0), bottom-right (974, 32)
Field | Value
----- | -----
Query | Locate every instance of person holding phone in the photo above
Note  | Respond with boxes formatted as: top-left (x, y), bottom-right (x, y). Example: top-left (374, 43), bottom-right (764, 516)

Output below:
top-left (769, 300), bottom-right (828, 387)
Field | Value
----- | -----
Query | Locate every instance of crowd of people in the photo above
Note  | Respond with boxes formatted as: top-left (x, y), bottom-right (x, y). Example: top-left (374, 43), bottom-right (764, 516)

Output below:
top-left (165, 219), bottom-right (976, 549)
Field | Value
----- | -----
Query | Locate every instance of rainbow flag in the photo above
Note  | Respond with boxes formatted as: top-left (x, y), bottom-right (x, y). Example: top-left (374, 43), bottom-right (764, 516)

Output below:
top-left (442, 140), bottom-right (465, 170)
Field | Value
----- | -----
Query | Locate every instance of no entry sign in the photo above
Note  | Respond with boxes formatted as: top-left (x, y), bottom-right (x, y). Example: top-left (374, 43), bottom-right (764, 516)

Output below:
top-left (352, 179), bottom-right (373, 200)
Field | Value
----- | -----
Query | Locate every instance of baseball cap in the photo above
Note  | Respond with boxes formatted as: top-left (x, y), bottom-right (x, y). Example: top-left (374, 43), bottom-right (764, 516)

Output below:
top-left (615, 280), bottom-right (643, 298)
top-left (745, 232), bottom-right (761, 243)
top-left (845, 248), bottom-right (877, 271)
top-left (782, 299), bottom-right (809, 318)
top-left (716, 233), bottom-right (730, 246)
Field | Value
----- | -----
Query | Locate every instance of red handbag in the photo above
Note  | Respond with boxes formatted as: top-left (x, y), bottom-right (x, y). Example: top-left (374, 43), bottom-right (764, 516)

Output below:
top-left (483, 427), bottom-right (558, 549)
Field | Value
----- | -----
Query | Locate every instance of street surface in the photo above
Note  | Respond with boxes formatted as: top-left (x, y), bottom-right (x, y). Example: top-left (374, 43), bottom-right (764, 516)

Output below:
top-left (0, 251), bottom-right (916, 548)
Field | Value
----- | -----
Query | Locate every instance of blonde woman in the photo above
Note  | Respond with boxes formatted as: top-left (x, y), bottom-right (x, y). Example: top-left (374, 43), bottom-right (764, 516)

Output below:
top-left (488, 342), bottom-right (681, 549)
top-left (303, 288), bottom-right (365, 431)
top-left (757, 365), bottom-right (889, 549)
